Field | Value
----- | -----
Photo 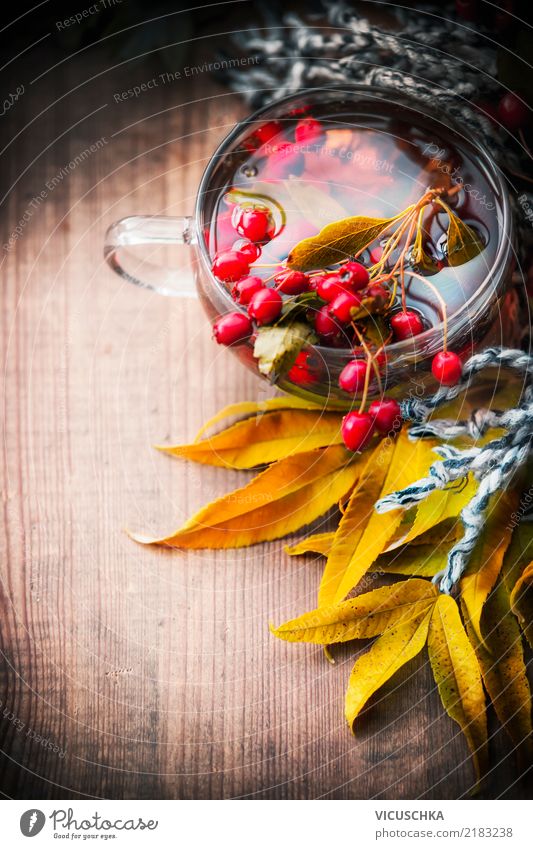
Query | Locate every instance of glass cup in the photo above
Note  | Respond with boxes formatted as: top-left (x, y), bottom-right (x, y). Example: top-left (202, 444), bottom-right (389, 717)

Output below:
top-left (104, 86), bottom-right (515, 409)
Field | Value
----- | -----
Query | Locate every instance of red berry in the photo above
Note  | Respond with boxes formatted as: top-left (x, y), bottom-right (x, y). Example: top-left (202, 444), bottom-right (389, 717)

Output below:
top-left (212, 250), bottom-right (249, 282)
top-left (317, 275), bottom-right (352, 302)
top-left (341, 412), bottom-right (375, 452)
top-left (368, 398), bottom-right (402, 435)
top-left (247, 287), bottom-right (283, 325)
top-left (213, 312), bottom-right (253, 346)
top-left (234, 207), bottom-right (270, 242)
top-left (315, 305), bottom-right (343, 341)
top-left (294, 117), bottom-right (323, 144)
top-left (498, 92), bottom-right (529, 132)
top-left (232, 275), bottom-right (264, 305)
top-left (309, 273), bottom-right (327, 292)
top-left (254, 120), bottom-right (283, 145)
top-left (275, 269), bottom-right (310, 295)
top-left (338, 261), bottom-right (369, 291)
top-left (339, 360), bottom-right (368, 393)
top-left (390, 310), bottom-right (424, 340)
top-left (329, 292), bottom-right (362, 324)
top-left (367, 284), bottom-right (388, 299)
top-left (431, 351), bottom-right (462, 386)
top-left (232, 239), bottom-right (261, 262)
top-left (287, 351), bottom-right (317, 386)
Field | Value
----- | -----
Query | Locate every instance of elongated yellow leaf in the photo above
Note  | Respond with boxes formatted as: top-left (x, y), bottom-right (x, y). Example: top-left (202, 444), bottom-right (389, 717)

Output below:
top-left (287, 519), bottom-right (460, 565)
top-left (461, 492), bottom-right (518, 644)
top-left (287, 214), bottom-right (399, 271)
top-left (386, 516), bottom-right (462, 552)
top-left (286, 532), bottom-right (335, 557)
top-left (401, 475), bottom-right (477, 546)
top-left (328, 431), bottom-right (439, 604)
top-left (130, 445), bottom-right (362, 549)
top-left (345, 612), bottom-right (432, 731)
top-left (464, 584), bottom-right (532, 764)
top-left (510, 560), bottom-right (533, 650)
top-left (428, 595), bottom-right (488, 780)
top-left (157, 409), bottom-right (342, 469)
top-left (319, 440), bottom-right (395, 606)
top-left (194, 396), bottom-right (321, 441)
top-left (376, 542), bottom-right (452, 578)
top-left (272, 579), bottom-right (437, 644)
top-left (502, 519), bottom-right (533, 594)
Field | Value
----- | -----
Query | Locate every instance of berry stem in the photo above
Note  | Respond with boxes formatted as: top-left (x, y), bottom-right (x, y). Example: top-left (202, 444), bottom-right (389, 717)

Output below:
top-left (409, 270), bottom-right (448, 352)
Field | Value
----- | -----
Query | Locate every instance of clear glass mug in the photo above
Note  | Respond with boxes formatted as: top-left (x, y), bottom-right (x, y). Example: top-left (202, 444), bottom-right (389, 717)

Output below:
top-left (104, 86), bottom-right (515, 409)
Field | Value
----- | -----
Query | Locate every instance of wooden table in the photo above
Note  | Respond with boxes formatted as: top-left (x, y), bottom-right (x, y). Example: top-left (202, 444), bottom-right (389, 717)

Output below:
top-left (0, 43), bottom-right (529, 800)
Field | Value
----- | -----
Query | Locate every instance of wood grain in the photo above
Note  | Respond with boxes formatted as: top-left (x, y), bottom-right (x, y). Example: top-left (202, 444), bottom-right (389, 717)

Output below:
top-left (0, 46), bottom-right (530, 801)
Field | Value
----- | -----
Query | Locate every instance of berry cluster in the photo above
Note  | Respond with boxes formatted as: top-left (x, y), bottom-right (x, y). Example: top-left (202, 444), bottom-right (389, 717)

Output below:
top-left (210, 160), bottom-right (464, 454)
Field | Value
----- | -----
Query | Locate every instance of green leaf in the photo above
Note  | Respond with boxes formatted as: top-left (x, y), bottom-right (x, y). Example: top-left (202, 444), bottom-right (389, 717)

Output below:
top-left (253, 322), bottom-right (317, 380)
top-left (287, 214), bottom-right (398, 271)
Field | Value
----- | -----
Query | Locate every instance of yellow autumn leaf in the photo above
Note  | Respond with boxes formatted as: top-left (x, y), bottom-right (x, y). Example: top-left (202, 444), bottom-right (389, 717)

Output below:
top-left (428, 595), bottom-right (488, 781)
top-left (130, 445), bottom-right (363, 549)
top-left (460, 492), bottom-right (518, 644)
top-left (385, 516), bottom-right (462, 552)
top-left (287, 518), bottom-right (461, 563)
top-left (318, 440), bottom-right (394, 605)
top-left (194, 395), bottom-right (321, 441)
top-left (157, 409), bottom-right (343, 469)
top-left (464, 584), bottom-right (532, 764)
top-left (510, 560), bottom-right (533, 650)
top-left (502, 519), bottom-right (533, 594)
top-left (375, 541), bottom-right (452, 578)
top-left (286, 531), bottom-right (336, 557)
top-left (445, 207), bottom-right (484, 266)
top-left (400, 475), bottom-right (478, 546)
top-left (271, 579), bottom-right (437, 644)
top-left (287, 214), bottom-right (400, 271)
top-left (345, 611), bottom-right (432, 731)
top-left (323, 431), bottom-right (439, 605)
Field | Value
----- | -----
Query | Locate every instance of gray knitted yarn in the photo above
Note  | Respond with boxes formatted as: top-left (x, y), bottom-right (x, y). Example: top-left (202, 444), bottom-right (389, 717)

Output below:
top-left (223, 0), bottom-right (533, 254)
top-left (375, 348), bottom-right (533, 594)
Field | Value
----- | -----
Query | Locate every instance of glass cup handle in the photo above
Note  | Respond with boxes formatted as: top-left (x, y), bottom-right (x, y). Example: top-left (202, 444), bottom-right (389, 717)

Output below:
top-left (104, 215), bottom-right (198, 298)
